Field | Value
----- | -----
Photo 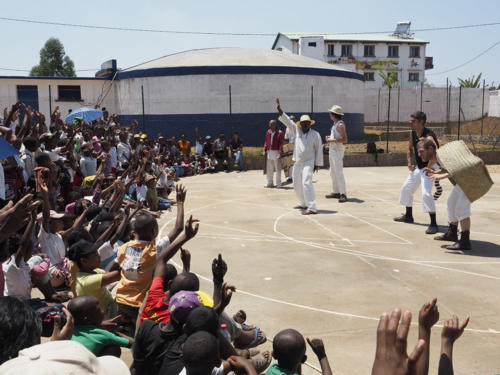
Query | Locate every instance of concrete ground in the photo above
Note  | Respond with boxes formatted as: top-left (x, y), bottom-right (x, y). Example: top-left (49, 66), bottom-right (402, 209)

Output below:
top-left (137, 166), bottom-right (500, 375)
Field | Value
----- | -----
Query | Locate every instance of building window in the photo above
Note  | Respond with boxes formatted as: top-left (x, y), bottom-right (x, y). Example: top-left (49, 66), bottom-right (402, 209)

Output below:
top-left (341, 45), bottom-right (353, 57)
top-left (327, 44), bottom-right (335, 56)
top-left (409, 72), bottom-right (420, 82)
top-left (308, 42), bottom-right (317, 47)
top-left (364, 72), bottom-right (375, 81)
top-left (410, 46), bottom-right (420, 57)
top-left (388, 45), bottom-right (399, 58)
top-left (57, 85), bottom-right (82, 101)
top-left (364, 45), bottom-right (375, 57)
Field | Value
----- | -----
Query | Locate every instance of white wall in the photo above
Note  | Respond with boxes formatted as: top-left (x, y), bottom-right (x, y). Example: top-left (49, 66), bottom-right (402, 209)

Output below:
top-left (489, 90), bottom-right (500, 117)
top-left (364, 87), bottom-right (490, 123)
top-left (298, 37), bottom-right (325, 61)
top-left (0, 78), bottom-right (116, 118)
top-left (115, 74), bottom-right (365, 116)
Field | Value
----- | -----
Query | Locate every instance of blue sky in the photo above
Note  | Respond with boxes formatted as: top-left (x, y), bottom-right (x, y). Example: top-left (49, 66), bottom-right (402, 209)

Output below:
top-left (1, 0), bottom-right (499, 87)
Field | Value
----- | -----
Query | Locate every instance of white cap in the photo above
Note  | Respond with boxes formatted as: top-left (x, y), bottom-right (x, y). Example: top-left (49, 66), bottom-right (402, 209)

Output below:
top-left (0, 341), bottom-right (130, 375)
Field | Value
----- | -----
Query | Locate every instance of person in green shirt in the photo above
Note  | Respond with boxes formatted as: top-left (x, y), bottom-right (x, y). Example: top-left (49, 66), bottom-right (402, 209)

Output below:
top-left (68, 295), bottom-right (133, 357)
top-left (266, 329), bottom-right (332, 375)
top-left (68, 240), bottom-right (121, 315)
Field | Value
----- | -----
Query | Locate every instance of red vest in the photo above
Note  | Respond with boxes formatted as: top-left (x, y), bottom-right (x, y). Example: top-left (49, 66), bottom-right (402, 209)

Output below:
top-left (264, 129), bottom-right (284, 153)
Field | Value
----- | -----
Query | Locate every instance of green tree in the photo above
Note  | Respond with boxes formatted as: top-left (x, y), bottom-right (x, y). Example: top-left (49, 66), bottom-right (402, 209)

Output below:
top-left (457, 73), bottom-right (482, 88)
top-left (30, 38), bottom-right (76, 77)
top-left (379, 70), bottom-right (399, 88)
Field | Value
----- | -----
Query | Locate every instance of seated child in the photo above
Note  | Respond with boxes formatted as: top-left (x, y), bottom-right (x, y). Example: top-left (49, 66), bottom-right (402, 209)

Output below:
top-left (267, 329), bottom-right (332, 375)
top-left (68, 295), bottom-right (133, 357)
top-left (68, 240), bottom-right (121, 317)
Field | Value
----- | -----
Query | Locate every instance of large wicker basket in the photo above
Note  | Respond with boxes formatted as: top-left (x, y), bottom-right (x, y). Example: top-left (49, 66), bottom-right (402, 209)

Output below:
top-left (436, 140), bottom-right (493, 202)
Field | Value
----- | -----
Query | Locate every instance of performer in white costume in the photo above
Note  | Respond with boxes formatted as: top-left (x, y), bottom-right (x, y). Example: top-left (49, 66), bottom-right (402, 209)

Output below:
top-left (276, 98), bottom-right (323, 215)
top-left (325, 105), bottom-right (348, 203)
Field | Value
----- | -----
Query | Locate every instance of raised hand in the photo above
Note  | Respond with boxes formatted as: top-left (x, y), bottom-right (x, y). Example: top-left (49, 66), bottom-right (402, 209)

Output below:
top-left (276, 98), bottom-right (283, 116)
top-left (442, 315), bottom-right (469, 344)
top-left (176, 184), bottom-right (187, 204)
top-left (307, 338), bottom-right (327, 360)
top-left (101, 314), bottom-right (123, 329)
top-left (212, 253), bottom-right (227, 284)
top-left (419, 297), bottom-right (439, 332)
top-left (180, 247), bottom-right (191, 272)
top-left (372, 309), bottom-right (426, 375)
top-left (184, 215), bottom-right (199, 240)
top-left (50, 307), bottom-right (74, 341)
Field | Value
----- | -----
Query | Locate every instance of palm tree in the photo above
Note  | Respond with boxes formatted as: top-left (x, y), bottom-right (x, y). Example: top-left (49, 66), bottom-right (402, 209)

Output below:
top-left (379, 70), bottom-right (399, 88)
top-left (458, 73), bottom-right (482, 88)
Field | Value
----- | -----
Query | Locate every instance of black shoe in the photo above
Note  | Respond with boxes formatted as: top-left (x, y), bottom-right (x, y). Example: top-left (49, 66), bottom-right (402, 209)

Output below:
top-left (338, 194), bottom-right (348, 203)
top-left (445, 239), bottom-right (471, 251)
top-left (434, 225), bottom-right (458, 242)
top-left (325, 193), bottom-right (341, 199)
top-left (425, 225), bottom-right (438, 235)
top-left (394, 214), bottom-right (414, 223)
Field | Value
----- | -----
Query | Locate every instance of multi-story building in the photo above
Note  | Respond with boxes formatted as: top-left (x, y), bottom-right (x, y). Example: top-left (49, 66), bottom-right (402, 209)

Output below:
top-left (271, 22), bottom-right (433, 88)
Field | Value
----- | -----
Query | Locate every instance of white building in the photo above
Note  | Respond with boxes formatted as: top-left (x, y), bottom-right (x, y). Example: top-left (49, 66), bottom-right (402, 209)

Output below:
top-left (272, 22), bottom-right (433, 89)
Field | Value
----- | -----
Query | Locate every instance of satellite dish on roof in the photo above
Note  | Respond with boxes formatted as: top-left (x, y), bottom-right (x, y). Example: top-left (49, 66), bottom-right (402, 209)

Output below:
top-left (393, 21), bottom-right (412, 36)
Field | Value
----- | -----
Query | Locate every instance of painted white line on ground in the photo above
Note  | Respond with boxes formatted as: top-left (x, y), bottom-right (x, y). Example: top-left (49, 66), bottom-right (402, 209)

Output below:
top-left (167, 259), bottom-right (500, 335)
top-left (273, 211), bottom-right (500, 280)
top-left (306, 216), bottom-right (354, 246)
top-left (342, 212), bottom-right (413, 245)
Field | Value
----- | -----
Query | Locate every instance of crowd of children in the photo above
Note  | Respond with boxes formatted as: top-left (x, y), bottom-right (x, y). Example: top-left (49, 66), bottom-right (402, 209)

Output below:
top-left (0, 102), bottom-right (471, 375)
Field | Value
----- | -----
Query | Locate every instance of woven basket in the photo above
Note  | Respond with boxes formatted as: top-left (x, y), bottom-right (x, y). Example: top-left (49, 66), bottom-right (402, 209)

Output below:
top-left (436, 140), bottom-right (493, 202)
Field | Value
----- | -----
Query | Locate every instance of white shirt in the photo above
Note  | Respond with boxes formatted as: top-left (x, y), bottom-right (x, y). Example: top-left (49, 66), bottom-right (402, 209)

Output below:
top-left (279, 113), bottom-right (324, 166)
top-left (80, 156), bottom-right (97, 177)
top-left (20, 146), bottom-right (35, 181)
top-left (0, 163), bottom-right (5, 200)
top-left (285, 126), bottom-right (296, 144)
top-left (117, 142), bottom-right (131, 165)
top-left (2, 255), bottom-right (31, 299)
top-left (109, 147), bottom-right (118, 169)
top-left (195, 141), bottom-right (203, 156)
top-left (329, 120), bottom-right (345, 151)
top-left (38, 227), bottom-right (66, 266)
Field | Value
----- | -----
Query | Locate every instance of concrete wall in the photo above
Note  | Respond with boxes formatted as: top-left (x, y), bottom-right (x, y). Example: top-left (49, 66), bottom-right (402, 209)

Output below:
top-left (0, 77), bottom-right (116, 118)
top-left (115, 73), bottom-right (365, 145)
top-left (298, 37), bottom-right (325, 61)
top-left (364, 87), bottom-right (489, 123)
top-left (489, 90), bottom-right (500, 117)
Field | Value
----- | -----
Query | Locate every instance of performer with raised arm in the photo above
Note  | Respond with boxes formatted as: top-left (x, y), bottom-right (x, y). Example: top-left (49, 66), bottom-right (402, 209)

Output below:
top-left (276, 98), bottom-right (323, 215)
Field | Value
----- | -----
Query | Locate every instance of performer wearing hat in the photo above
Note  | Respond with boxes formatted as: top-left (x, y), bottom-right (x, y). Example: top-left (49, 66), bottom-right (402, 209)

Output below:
top-left (325, 105), bottom-right (348, 203)
top-left (276, 98), bottom-right (323, 215)
top-left (394, 111), bottom-right (439, 235)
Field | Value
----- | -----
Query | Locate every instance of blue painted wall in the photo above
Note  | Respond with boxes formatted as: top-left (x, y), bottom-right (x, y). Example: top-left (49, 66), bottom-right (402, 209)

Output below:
top-left (118, 112), bottom-right (363, 146)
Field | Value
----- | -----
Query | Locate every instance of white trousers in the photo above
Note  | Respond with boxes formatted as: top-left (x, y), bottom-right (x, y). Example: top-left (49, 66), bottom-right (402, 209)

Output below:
top-left (293, 159), bottom-right (317, 212)
top-left (399, 167), bottom-right (436, 213)
top-left (329, 145), bottom-right (346, 194)
top-left (266, 156), bottom-right (281, 185)
top-left (447, 185), bottom-right (471, 222)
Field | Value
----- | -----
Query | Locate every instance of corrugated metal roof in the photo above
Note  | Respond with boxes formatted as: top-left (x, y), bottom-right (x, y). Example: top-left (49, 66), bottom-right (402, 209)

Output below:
top-left (275, 32), bottom-right (428, 45)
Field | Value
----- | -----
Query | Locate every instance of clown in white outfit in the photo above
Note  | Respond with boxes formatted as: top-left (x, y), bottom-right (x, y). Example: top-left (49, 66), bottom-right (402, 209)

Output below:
top-left (276, 98), bottom-right (323, 215)
top-left (325, 105), bottom-right (348, 203)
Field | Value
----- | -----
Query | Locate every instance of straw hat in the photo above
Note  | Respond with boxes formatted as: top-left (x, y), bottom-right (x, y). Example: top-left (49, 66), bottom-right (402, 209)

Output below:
top-left (328, 105), bottom-right (344, 116)
top-left (295, 115), bottom-right (315, 126)
top-left (436, 140), bottom-right (493, 202)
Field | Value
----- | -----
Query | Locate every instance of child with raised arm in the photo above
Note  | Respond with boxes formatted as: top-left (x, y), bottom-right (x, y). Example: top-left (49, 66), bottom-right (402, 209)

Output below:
top-left (267, 329), bottom-right (332, 375)
top-left (114, 185), bottom-right (189, 334)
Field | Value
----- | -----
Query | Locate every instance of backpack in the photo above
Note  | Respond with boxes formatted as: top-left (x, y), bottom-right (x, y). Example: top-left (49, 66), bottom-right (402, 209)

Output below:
top-left (366, 142), bottom-right (377, 153)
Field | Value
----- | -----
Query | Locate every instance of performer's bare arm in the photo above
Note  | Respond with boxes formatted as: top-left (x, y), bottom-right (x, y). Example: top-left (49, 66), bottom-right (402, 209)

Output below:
top-left (408, 135), bottom-right (415, 171)
top-left (327, 123), bottom-right (348, 144)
